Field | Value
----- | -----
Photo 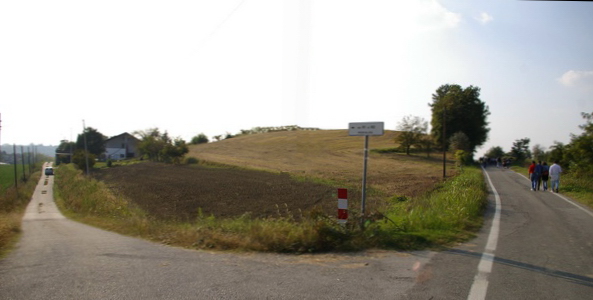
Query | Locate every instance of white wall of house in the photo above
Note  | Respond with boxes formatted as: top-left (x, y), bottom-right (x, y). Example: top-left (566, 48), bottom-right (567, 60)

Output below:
top-left (104, 133), bottom-right (139, 160)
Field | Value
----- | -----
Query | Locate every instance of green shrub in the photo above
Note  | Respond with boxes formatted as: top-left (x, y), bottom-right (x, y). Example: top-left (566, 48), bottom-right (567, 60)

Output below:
top-left (185, 157), bottom-right (199, 164)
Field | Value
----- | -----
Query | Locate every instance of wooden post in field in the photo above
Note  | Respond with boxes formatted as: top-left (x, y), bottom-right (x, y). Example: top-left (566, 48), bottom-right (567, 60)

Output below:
top-left (13, 144), bottom-right (17, 188)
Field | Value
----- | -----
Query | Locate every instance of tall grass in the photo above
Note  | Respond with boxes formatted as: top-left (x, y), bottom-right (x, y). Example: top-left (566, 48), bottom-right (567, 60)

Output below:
top-left (382, 166), bottom-right (487, 245)
top-left (0, 170), bottom-right (40, 258)
top-left (54, 165), bottom-right (488, 253)
top-left (54, 164), bottom-right (147, 222)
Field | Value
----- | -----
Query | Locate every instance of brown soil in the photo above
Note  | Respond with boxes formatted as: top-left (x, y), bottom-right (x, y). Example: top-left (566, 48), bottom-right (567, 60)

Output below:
top-left (92, 162), bottom-right (347, 221)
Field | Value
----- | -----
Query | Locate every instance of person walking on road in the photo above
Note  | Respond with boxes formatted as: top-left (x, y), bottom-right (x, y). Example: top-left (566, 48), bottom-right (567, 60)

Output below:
top-left (528, 161), bottom-right (537, 191)
top-left (549, 161), bottom-right (563, 193)
top-left (541, 162), bottom-right (550, 191)
top-left (535, 161), bottom-right (543, 190)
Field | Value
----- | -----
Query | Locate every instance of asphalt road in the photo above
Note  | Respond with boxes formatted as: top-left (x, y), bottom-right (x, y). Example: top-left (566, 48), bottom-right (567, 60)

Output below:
top-left (1, 165), bottom-right (592, 299)
top-left (404, 166), bottom-right (593, 300)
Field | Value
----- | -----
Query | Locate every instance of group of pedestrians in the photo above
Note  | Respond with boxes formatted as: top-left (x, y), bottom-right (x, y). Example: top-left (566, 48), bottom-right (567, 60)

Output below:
top-left (528, 160), bottom-right (562, 192)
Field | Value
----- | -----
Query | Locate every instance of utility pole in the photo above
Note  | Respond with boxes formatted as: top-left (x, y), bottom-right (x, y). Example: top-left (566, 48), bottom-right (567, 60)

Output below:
top-left (13, 144), bottom-right (17, 188)
top-left (442, 106), bottom-right (446, 179)
top-left (82, 120), bottom-right (90, 176)
top-left (21, 145), bottom-right (26, 181)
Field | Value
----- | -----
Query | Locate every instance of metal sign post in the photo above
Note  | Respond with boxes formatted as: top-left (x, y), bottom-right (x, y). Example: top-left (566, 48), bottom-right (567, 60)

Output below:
top-left (348, 122), bottom-right (384, 227)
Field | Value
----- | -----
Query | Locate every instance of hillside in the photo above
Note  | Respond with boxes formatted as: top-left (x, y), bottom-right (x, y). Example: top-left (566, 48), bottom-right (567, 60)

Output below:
top-left (188, 130), bottom-right (455, 200)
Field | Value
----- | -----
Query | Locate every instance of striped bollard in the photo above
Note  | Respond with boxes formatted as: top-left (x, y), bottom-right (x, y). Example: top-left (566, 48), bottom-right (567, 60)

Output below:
top-left (337, 188), bottom-right (348, 224)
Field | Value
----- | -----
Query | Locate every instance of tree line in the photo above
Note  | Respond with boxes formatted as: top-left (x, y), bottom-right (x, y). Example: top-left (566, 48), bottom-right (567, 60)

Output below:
top-left (396, 83), bottom-right (591, 174)
top-left (485, 112), bottom-right (593, 175)
top-left (55, 127), bottom-right (197, 170)
top-left (55, 124), bottom-right (327, 172)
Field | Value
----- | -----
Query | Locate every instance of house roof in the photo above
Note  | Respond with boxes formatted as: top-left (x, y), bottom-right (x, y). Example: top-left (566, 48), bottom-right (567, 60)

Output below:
top-left (105, 132), bottom-right (140, 142)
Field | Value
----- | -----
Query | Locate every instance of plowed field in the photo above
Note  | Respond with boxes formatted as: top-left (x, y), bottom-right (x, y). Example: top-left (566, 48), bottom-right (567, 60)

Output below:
top-left (92, 162), bottom-right (352, 221)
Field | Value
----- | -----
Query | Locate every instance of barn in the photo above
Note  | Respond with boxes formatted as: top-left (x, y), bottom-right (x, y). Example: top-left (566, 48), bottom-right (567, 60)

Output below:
top-left (104, 132), bottom-right (140, 161)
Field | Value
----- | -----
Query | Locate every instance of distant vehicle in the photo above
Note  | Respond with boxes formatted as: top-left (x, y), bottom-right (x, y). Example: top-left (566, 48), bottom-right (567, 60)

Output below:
top-left (44, 167), bottom-right (54, 176)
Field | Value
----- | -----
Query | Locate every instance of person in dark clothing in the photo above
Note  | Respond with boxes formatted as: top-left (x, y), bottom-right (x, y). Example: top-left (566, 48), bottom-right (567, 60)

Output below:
top-left (535, 161), bottom-right (543, 191)
top-left (541, 162), bottom-right (550, 191)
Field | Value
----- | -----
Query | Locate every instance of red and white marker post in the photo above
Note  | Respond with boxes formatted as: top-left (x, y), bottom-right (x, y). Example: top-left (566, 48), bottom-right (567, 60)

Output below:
top-left (337, 188), bottom-right (348, 224)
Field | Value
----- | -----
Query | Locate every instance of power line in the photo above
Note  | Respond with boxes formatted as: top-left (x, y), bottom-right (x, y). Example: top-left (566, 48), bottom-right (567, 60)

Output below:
top-left (192, 0), bottom-right (247, 53)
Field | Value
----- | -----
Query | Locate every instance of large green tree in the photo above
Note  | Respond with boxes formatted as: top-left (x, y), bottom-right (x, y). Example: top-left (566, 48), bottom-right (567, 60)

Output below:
top-left (429, 84), bottom-right (490, 154)
top-left (76, 127), bottom-right (106, 157)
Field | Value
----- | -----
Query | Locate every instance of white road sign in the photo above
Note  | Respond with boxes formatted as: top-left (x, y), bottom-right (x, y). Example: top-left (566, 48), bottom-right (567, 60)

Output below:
top-left (348, 122), bottom-right (384, 136)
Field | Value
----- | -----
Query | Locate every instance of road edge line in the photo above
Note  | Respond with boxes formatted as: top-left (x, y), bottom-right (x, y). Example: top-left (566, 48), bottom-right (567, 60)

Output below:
top-left (467, 167), bottom-right (501, 300)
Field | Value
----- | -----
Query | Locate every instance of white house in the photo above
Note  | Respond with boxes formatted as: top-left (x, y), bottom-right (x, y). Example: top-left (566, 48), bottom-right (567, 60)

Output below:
top-left (104, 132), bottom-right (140, 160)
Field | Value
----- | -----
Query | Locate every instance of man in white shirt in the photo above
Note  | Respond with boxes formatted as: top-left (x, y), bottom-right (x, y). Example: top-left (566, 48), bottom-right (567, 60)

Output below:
top-left (549, 161), bottom-right (563, 193)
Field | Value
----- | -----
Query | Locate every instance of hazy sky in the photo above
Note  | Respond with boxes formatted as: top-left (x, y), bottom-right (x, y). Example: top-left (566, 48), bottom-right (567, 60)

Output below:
top-left (1, 0), bottom-right (592, 157)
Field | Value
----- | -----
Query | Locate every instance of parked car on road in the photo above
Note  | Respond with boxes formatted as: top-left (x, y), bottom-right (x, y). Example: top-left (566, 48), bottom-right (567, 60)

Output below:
top-left (44, 167), bottom-right (54, 175)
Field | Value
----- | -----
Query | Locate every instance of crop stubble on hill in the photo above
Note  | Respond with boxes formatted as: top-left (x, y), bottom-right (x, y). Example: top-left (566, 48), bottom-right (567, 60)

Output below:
top-left (189, 130), bottom-right (449, 198)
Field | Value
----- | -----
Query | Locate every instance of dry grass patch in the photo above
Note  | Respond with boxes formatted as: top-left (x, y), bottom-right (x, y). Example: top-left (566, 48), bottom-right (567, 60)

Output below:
top-left (189, 130), bottom-right (455, 200)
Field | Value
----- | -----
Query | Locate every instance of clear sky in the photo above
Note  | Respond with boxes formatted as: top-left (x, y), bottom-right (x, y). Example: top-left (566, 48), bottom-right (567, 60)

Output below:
top-left (1, 0), bottom-right (592, 158)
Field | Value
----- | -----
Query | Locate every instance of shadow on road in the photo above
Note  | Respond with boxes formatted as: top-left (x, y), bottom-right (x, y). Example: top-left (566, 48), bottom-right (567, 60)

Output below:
top-left (445, 248), bottom-right (593, 288)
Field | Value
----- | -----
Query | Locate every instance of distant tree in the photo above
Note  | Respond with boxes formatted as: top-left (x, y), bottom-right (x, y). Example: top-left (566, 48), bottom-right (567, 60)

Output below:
top-left (75, 127), bottom-right (106, 157)
top-left (396, 115), bottom-right (428, 155)
top-left (190, 133), bottom-right (209, 145)
top-left (429, 84), bottom-right (490, 154)
top-left (548, 141), bottom-right (565, 165)
top-left (162, 138), bottom-right (189, 164)
top-left (485, 146), bottom-right (505, 159)
top-left (417, 136), bottom-right (434, 158)
top-left (564, 111), bottom-right (593, 174)
top-left (224, 132), bottom-right (234, 139)
top-left (56, 139), bottom-right (76, 164)
top-left (510, 138), bottom-right (531, 163)
top-left (531, 144), bottom-right (546, 161)
top-left (135, 128), bottom-right (168, 162)
top-left (213, 135), bottom-right (222, 142)
top-left (134, 128), bottom-right (188, 163)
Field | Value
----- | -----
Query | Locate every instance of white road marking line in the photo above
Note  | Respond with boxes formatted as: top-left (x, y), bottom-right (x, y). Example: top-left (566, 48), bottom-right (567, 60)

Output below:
top-left (554, 193), bottom-right (593, 218)
top-left (467, 168), bottom-right (501, 300)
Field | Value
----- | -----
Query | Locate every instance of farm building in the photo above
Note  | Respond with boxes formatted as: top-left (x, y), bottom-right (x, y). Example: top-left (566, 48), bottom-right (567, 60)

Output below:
top-left (104, 132), bottom-right (140, 160)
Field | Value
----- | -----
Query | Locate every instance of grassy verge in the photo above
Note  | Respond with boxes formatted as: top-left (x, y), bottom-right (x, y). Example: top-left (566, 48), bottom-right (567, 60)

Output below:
top-left (0, 171), bottom-right (40, 258)
top-left (0, 164), bottom-right (34, 192)
top-left (381, 166), bottom-right (488, 246)
top-left (511, 166), bottom-right (593, 209)
top-left (561, 175), bottom-right (593, 208)
top-left (54, 164), bottom-right (487, 253)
